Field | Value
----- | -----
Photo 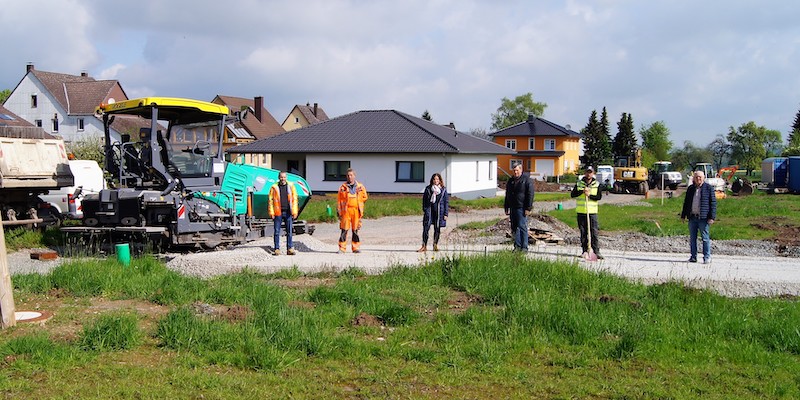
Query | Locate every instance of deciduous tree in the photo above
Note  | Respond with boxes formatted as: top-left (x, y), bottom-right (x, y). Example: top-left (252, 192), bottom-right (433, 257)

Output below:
top-left (727, 121), bottom-right (781, 175)
top-left (639, 121), bottom-right (673, 161)
top-left (490, 92), bottom-right (547, 131)
top-left (0, 89), bottom-right (10, 104)
top-left (706, 134), bottom-right (730, 168)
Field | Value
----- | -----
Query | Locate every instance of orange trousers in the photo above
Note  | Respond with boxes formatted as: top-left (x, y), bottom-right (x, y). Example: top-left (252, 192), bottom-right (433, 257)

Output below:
top-left (339, 206), bottom-right (361, 252)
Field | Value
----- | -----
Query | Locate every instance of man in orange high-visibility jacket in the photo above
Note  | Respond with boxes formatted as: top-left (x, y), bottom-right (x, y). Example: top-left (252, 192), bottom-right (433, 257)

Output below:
top-left (337, 168), bottom-right (368, 253)
top-left (268, 172), bottom-right (299, 256)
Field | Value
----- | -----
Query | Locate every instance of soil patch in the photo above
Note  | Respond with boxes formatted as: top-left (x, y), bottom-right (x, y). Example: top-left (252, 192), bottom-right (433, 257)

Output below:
top-left (445, 291), bottom-right (483, 313)
top-left (351, 312), bottom-right (383, 327)
top-left (272, 277), bottom-right (337, 289)
top-left (753, 218), bottom-right (800, 247)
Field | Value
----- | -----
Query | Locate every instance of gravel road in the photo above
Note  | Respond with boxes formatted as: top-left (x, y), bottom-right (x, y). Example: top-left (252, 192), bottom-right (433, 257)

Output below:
top-left (8, 192), bottom-right (800, 298)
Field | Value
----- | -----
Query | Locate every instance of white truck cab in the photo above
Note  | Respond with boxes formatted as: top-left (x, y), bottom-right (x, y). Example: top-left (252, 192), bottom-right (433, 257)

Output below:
top-left (39, 160), bottom-right (105, 219)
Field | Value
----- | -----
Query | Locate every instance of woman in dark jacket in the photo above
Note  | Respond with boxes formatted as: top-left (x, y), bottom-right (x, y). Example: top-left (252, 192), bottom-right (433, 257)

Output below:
top-left (418, 173), bottom-right (449, 252)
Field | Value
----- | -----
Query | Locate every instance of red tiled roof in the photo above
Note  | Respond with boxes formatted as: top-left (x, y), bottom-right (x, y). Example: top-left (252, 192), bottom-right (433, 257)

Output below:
top-left (31, 69), bottom-right (123, 114)
top-left (212, 95), bottom-right (284, 140)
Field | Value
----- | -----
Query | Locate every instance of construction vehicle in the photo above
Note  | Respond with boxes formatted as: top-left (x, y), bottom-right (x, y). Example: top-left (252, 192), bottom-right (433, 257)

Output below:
top-left (0, 126), bottom-right (74, 226)
top-left (718, 165), bottom-right (753, 196)
top-left (612, 149), bottom-right (649, 194)
top-left (648, 161), bottom-right (682, 190)
top-left (62, 97), bottom-right (312, 250)
top-left (596, 165), bottom-right (614, 191)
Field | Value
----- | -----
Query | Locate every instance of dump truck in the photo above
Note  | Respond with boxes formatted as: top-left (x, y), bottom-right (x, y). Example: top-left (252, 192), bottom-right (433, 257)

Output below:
top-left (0, 126), bottom-right (73, 226)
top-left (62, 97), bottom-right (312, 250)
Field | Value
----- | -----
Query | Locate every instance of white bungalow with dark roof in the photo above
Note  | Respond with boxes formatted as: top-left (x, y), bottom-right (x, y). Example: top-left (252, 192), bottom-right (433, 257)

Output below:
top-left (229, 110), bottom-right (515, 199)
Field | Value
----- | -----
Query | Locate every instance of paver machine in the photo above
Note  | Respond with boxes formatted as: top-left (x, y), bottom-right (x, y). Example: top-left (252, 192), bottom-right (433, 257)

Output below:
top-left (63, 97), bottom-right (312, 250)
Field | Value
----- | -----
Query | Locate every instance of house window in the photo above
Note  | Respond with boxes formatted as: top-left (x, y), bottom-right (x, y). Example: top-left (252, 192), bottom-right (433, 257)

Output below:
top-left (294, 117), bottom-right (300, 123)
top-left (31, 95), bottom-right (37, 108)
top-left (476, 161), bottom-right (480, 181)
top-left (52, 117), bottom-right (59, 133)
top-left (529, 138), bottom-right (535, 150)
top-left (35, 120), bottom-right (42, 127)
top-left (505, 139), bottom-right (516, 150)
top-left (544, 139), bottom-right (556, 151)
top-left (526, 160), bottom-right (531, 171)
top-left (324, 161), bottom-right (350, 181)
top-left (261, 154), bottom-right (267, 164)
top-left (77, 118), bottom-right (85, 131)
top-left (396, 161), bottom-right (424, 182)
top-left (489, 161), bottom-right (494, 180)
top-left (510, 159), bottom-right (522, 169)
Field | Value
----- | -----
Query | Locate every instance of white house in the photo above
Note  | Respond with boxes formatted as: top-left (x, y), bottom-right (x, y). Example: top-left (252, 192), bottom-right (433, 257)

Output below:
top-left (3, 63), bottom-right (128, 143)
top-left (228, 110), bottom-right (514, 199)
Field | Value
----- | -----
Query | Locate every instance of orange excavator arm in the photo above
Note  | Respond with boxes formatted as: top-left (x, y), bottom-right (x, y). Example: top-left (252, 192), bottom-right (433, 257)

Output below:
top-left (718, 165), bottom-right (738, 182)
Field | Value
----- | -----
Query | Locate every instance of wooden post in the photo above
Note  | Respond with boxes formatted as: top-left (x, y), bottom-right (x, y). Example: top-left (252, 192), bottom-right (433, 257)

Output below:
top-left (0, 223), bottom-right (16, 328)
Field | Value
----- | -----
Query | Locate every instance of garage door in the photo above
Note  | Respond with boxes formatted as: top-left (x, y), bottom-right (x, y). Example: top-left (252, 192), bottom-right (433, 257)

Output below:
top-left (535, 159), bottom-right (554, 177)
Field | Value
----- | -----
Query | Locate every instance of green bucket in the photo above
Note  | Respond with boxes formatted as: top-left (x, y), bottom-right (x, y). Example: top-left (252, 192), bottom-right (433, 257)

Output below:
top-left (115, 243), bottom-right (131, 266)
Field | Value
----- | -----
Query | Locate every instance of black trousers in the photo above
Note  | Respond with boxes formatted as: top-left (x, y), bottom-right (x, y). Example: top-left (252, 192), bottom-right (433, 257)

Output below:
top-left (577, 213), bottom-right (600, 253)
top-left (422, 207), bottom-right (440, 246)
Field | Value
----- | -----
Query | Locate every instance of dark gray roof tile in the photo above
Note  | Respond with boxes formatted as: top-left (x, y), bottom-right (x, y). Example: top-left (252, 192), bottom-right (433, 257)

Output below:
top-left (229, 110), bottom-right (514, 155)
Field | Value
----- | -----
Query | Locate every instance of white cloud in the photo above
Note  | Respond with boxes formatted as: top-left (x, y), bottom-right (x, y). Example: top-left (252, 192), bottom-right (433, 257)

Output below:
top-left (3, 0), bottom-right (800, 146)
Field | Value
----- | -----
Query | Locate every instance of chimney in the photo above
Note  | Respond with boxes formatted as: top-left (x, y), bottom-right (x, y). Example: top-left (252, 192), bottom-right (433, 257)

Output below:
top-left (527, 113), bottom-right (535, 122)
top-left (26, 63), bottom-right (34, 73)
top-left (313, 103), bottom-right (318, 117)
top-left (254, 96), bottom-right (263, 122)
top-left (80, 71), bottom-right (88, 77)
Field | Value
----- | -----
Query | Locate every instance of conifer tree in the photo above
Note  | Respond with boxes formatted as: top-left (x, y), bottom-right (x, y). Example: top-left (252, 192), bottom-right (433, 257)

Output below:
top-left (612, 112), bottom-right (638, 160)
top-left (579, 110), bottom-right (604, 169)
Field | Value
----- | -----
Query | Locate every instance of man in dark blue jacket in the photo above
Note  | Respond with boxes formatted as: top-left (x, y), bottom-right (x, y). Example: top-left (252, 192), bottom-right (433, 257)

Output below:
top-left (504, 164), bottom-right (535, 251)
top-left (681, 170), bottom-right (717, 264)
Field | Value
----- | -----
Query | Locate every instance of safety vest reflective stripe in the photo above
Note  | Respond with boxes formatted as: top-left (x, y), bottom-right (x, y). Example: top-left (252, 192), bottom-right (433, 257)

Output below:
top-left (575, 180), bottom-right (599, 214)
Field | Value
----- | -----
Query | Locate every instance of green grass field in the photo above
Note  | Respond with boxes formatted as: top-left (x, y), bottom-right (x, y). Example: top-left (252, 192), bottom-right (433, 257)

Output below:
top-left (2, 254), bottom-right (799, 398)
top-left (547, 190), bottom-right (800, 240)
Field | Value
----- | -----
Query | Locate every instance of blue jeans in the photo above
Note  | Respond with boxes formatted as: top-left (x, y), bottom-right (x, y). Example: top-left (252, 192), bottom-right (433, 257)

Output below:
top-left (274, 210), bottom-right (294, 250)
top-left (688, 217), bottom-right (711, 261)
top-left (510, 208), bottom-right (528, 250)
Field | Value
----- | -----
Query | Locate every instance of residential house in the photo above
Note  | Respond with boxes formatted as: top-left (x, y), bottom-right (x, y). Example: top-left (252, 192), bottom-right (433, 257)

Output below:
top-left (3, 63), bottom-right (128, 143)
top-left (229, 110), bottom-right (514, 199)
top-left (489, 114), bottom-right (583, 178)
top-left (281, 102), bottom-right (329, 131)
top-left (212, 95), bottom-right (285, 165)
top-left (0, 104), bottom-right (35, 128)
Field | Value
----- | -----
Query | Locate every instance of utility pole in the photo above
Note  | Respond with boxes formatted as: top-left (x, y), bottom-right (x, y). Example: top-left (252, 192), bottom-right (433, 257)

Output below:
top-left (0, 224), bottom-right (16, 328)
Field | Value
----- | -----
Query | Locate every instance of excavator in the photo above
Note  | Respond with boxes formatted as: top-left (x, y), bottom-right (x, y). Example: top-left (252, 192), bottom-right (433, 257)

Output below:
top-left (692, 163), bottom-right (752, 199)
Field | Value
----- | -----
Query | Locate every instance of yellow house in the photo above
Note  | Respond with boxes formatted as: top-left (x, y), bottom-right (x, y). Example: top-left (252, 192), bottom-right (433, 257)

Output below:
top-left (281, 103), bottom-right (329, 131)
top-left (489, 115), bottom-right (582, 178)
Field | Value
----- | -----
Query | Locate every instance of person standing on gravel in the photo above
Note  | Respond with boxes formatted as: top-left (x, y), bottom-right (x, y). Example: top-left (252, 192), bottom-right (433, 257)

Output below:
top-left (268, 172), bottom-right (299, 256)
top-left (338, 168), bottom-right (368, 253)
top-left (418, 173), bottom-right (449, 252)
top-left (681, 170), bottom-right (716, 264)
top-left (504, 164), bottom-right (534, 251)
top-left (571, 166), bottom-right (604, 259)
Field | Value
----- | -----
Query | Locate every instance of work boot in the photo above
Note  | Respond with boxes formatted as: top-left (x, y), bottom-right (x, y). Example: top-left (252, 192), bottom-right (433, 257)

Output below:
top-left (595, 253), bottom-right (604, 260)
top-left (273, 249), bottom-right (281, 256)
top-left (417, 245), bottom-right (426, 252)
top-left (433, 244), bottom-right (439, 252)
top-left (688, 257), bottom-right (697, 263)
top-left (287, 248), bottom-right (296, 255)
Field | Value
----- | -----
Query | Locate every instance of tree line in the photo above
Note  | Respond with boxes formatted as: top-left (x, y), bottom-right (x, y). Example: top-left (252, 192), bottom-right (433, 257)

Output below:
top-left (456, 92), bottom-right (800, 175)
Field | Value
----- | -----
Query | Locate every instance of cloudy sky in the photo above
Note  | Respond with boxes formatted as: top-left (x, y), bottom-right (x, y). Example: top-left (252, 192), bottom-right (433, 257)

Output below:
top-left (2, 0), bottom-right (799, 147)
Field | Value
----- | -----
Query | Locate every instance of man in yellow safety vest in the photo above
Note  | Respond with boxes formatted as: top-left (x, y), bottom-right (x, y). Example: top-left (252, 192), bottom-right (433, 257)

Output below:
top-left (570, 165), bottom-right (603, 259)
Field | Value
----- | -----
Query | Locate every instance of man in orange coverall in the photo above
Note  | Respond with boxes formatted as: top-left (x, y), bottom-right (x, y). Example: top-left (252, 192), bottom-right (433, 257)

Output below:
top-left (338, 168), bottom-right (368, 253)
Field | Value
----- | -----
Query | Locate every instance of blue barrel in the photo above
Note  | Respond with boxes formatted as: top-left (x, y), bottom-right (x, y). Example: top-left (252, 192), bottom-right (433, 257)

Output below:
top-left (788, 157), bottom-right (800, 193)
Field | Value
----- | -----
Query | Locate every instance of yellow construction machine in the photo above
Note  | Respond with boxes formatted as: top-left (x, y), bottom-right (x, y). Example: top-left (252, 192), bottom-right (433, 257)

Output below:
top-left (612, 149), bottom-right (649, 194)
